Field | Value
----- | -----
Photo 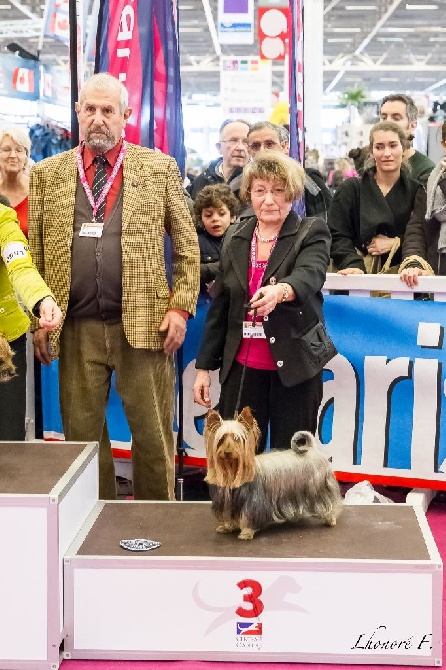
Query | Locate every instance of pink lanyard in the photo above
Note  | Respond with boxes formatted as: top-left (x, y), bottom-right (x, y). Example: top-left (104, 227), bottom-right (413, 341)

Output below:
top-left (249, 229), bottom-right (277, 295)
top-left (76, 141), bottom-right (127, 221)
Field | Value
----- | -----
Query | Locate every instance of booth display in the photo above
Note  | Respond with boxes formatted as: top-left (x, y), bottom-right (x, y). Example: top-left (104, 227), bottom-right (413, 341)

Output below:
top-left (0, 441), bottom-right (98, 670)
top-left (64, 500), bottom-right (442, 665)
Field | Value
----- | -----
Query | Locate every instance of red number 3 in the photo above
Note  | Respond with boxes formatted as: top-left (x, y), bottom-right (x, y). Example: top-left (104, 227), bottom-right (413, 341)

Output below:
top-left (236, 579), bottom-right (264, 618)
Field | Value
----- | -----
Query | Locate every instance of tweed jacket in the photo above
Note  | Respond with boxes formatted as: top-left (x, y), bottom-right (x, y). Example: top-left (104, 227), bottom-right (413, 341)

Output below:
top-left (0, 204), bottom-right (55, 342)
top-left (195, 211), bottom-right (332, 387)
top-left (28, 143), bottom-right (200, 358)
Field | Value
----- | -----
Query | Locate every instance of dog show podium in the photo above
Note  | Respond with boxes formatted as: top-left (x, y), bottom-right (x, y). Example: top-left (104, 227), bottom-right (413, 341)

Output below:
top-left (63, 500), bottom-right (442, 665)
top-left (0, 441), bottom-right (99, 670)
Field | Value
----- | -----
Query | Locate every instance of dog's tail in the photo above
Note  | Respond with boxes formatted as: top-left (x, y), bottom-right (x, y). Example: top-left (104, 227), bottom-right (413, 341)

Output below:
top-left (290, 431), bottom-right (316, 455)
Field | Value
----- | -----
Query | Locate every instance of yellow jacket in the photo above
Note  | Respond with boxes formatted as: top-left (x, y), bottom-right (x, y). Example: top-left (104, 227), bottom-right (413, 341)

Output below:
top-left (0, 204), bottom-right (54, 342)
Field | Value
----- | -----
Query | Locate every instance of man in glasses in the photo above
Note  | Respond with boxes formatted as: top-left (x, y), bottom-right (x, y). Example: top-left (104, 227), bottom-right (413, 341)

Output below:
top-left (189, 119), bottom-right (250, 200)
top-left (232, 121), bottom-right (332, 222)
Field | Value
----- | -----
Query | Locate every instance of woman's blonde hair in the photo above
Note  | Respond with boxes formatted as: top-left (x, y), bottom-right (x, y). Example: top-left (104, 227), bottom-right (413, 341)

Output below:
top-left (240, 151), bottom-right (306, 203)
top-left (0, 127), bottom-right (31, 168)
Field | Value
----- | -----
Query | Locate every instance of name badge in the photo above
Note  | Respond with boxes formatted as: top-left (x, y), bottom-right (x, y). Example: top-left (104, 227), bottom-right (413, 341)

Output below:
top-left (242, 321), bottom-right (266, 339)
top-left (79, 222), bottom-right (103, 238)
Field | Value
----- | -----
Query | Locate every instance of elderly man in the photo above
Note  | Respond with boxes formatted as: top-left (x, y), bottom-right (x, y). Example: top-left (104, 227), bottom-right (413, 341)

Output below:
top-left (28, 73), bottom-right (199, 501)
top-left (379, 93), bottom-right (434, 184)
top-left (231, 121), bottom-right (332, 221)
top-left (188, 118), bottom-right (250, 199)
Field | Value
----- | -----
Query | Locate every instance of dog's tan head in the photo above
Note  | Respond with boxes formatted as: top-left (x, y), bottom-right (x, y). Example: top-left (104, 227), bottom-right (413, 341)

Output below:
top-left (204, 407), bottom-right (260, 488)
top-left (0, 334), bottom-right (16, 382)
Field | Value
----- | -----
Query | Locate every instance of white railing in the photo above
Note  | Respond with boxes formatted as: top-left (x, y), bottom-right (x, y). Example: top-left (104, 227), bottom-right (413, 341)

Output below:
top-left (323, 272), bottom-right (446, 302)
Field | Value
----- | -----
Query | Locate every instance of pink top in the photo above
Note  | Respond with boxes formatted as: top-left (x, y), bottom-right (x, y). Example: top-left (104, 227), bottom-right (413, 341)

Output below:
top-left (235, 263), bottom-right (276, 370)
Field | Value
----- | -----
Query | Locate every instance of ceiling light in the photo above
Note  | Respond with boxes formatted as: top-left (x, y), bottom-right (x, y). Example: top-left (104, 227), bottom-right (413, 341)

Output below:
top-left (380, 78), bottom-right (399, 82)
top-left (377, 37), bottom-right (404, 41)
top-left (0, 3), bottom-right (12, 6)
top-left (178, 4), bottom-right (194, 8)
top-left (406, 3), bottom-right (438, 8)
top-left (331, 27), bottom-right (361, 32)
top-left (382, 27), bottom-right (415, 32)
top-left (345, 4), bottom-right (375, 8)
top-left (425, 78), bottom-right (446, 92)
top-left (429, 37), bottom-right (446, 41)
top-left (327, 37), bottom-right (353, 42)
top-left (179, 27), bottom-right (204, 32)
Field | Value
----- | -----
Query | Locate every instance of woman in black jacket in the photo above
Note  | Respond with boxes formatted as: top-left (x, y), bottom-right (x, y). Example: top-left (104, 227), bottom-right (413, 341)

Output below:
top-left (193, 152), bottom-right (335, 452)
top-left (328, 121), bottom-right (423, 274)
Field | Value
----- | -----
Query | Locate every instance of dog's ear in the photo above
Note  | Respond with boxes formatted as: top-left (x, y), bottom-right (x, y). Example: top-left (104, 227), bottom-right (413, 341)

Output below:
top-left (205, 409), bottom-right (222, 431)
top-left (238, 406), bottom-right (255, 427)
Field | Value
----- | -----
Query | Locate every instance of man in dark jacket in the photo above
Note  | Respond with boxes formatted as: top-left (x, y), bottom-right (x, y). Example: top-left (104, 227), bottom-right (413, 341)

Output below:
top-left (379, 93), bottom-right (434, 184)
top-left (229, 121), bottom-right (332, 222)
top-left (188, 119), bottom-right (250, 200)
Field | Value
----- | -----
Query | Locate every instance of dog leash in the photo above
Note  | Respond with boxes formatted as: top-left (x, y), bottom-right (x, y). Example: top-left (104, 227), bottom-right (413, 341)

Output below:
top-left (234, 293), bottom-right (263, 417)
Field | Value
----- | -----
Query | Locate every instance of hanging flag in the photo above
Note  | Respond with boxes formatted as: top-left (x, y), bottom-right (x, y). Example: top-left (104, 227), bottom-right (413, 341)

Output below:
top-left (44, 0), bottom-right (70, 44)
top-left (288, 0), bottom-right (304, 164)
top-left (0, 53), bottom-right (39, 101)
top-left (288, 0), bottom-right (305, 217)
top-left (96, 0), bottom-right (186, 174)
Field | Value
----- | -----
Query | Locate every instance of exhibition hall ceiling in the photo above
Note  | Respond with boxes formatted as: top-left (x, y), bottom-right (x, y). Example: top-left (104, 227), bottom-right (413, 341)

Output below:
top-left (0, 0), bottom-right (445, 100)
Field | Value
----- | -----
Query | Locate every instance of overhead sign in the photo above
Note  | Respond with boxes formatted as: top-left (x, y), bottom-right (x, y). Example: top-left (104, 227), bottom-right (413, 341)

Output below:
top-left (258, 6), bottom-right (290, 60)
top-left (218, 0), bottom-right (254, 45)
top-left (220, 56), bottom-right (272, 121)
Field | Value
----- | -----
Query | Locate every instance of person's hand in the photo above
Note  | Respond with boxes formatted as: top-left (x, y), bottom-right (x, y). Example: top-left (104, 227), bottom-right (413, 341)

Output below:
top-left (33, 328), bottom-right (51, 365)
top-left (249, 285), bottom-right (281, 317)
top-left (38, 297), bottom-right (62, 330)
top-left (366, 235), bottom-right (396, 256)
top-left (193, 369), bottom-right (211, 407)
top-left (159, 310), bottom-right (187, 354)
top-left (337, 267), bottom-right (364, 275)
top-left (399, 267), bottom-right (429, 288)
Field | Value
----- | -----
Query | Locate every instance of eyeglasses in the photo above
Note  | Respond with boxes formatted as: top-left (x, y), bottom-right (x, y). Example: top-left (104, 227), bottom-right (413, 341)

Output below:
top-left (248, 140), bottom-right (280, 152)
top-left (219, 137), bottom-right (249, 147)
top-left (251, 187), bottom-right (287, 199)
top-left (0, 146), bottom-right (26, 155)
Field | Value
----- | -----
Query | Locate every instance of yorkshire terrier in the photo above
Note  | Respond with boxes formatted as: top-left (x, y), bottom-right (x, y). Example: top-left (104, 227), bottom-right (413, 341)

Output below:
top-left (0, 334), bottom-right (16, 382)
top-left (204, 407), bottom-right (343, 540)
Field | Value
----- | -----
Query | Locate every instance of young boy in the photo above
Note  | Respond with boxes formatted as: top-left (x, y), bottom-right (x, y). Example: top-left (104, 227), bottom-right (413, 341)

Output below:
top-left (193, 184), bottom-right (239, 295)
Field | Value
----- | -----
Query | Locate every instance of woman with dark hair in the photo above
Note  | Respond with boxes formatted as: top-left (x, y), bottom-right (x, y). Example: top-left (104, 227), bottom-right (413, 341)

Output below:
top-left (328, 121), bottom-right (424, 274)
top-left (193, 152), bottom-right (335, 452)
top-left (399, 121), bottom-right (446, 287)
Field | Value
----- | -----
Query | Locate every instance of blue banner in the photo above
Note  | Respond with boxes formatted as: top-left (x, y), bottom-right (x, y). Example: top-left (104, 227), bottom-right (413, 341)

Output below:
top-left (41, 295), bottom-right (446, 488)
top-left (320, 296), bottom-right (446, 488)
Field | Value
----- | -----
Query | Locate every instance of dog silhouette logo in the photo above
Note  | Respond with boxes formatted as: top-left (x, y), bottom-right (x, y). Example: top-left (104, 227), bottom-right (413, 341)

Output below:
top-left (237, 621), bottom-right (263, 636)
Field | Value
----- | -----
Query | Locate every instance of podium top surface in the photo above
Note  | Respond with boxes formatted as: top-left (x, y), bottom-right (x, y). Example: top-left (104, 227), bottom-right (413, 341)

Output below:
top-left (76, 502), bottom-right (432, 562)
top-left (0, 441), bottom-right (93, 494)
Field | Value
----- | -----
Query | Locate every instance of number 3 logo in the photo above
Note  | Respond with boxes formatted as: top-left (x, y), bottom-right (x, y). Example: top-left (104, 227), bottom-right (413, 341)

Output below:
top-left (236, 579), bottom-right (264, 618)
